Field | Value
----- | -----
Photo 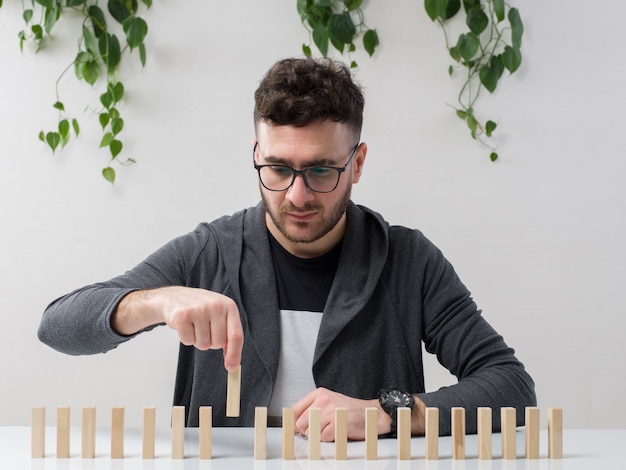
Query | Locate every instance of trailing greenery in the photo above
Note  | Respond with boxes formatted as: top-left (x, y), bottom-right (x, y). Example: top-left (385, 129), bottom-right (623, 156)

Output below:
top-left (0, 0), bottom-right (523, 184)
top-left (299, 0), bottom-right (524, 162)
top-left (297, 0), bottom-right (379, 68)
top-left (11, 0), bottom-right (151, 183)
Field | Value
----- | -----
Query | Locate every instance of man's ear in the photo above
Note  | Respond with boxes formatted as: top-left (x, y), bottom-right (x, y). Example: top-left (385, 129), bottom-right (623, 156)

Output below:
top-left (352, 142), bottom-right (367, 184)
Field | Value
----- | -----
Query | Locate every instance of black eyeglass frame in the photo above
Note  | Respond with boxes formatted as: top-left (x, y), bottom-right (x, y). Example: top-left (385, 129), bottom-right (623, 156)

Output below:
top-left (253, 142), bottom-right (359, 193)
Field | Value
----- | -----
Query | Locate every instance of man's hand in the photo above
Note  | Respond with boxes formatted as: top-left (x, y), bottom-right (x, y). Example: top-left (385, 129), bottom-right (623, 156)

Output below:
top-left (291, 387), bottom-right (391, 442)
top-left (112, 286), bottom-right (244, 371)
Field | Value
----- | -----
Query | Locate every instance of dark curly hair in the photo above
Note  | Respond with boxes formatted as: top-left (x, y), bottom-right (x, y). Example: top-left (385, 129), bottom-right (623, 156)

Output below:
top-left (254, 57), bottom-right (364, 140)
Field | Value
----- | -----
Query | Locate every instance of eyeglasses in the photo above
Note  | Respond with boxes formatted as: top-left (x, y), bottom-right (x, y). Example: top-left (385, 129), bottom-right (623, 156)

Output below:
top-left (253, 143), bottom-right (359, 193)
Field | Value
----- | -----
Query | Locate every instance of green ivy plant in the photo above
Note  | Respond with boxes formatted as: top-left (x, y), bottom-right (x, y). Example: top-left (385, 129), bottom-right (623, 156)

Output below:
top-left (10, 0), bottom-right (151, 183)
top-left (297, 0), bottom-right (380, 68)
top-left (299, 0), bottom-right (523, 162)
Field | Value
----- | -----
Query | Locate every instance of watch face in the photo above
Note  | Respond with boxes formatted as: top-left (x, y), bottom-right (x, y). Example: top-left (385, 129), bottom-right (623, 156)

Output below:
top-left (381, 389), bottom-right (414, 412)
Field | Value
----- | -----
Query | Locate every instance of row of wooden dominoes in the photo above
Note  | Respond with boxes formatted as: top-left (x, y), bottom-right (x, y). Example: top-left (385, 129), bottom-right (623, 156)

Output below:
top-left (31, 405), bottom-right (563, 460)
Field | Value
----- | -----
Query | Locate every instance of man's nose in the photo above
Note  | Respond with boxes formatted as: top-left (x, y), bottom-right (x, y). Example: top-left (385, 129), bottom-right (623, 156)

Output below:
top-left (285, 174), bottom-right (315, 207)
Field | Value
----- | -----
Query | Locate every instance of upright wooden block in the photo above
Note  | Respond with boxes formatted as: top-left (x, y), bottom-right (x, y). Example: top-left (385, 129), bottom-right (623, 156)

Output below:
top-left (365, 407), bottom-right (378, 460)
top-left (397, 407), bottom-right (412, 460)
top-left (111, 406), bottom-right (125, 459)
top-left (548, 407), bottom-right (563, 459)
top-left (451, 407), bottom-right (465, 460)
top-left (199, 406), bottom-right (212, 460)
top-left (254, 407), bottom-right (267, 460)
top-left (525, 407), bottom-right (540, 459)
top-left (308, 407), bottom-right (321, 460)
top-left (226, 365), bottom-right (241, 417)
top-left (171, 406), bottom-right (185, 459)
top-left (477, 407), bottom-right (492, 460)
top-left (81, 406), bottom-right (96, 459)
top-left (425, 407), bottom-right (439, 460)
top-left (56, 406), bottom-right (70, 459)
top-left (142, 407), bottom-right (156, 459)
top-left (335, 407), bottom-right (348, 460)
top-left (501, 407), bottom-right (517, 460)
top-left (282, 407), bottom-right (295, 460)
top-left (31, 406), bottom-right (46, 459)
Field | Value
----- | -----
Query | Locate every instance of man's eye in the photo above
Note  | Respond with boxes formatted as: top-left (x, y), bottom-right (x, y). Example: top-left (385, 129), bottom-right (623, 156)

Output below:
top-left (308, 167), bottom-right (332, 177)
top-left (270, 166), bottom-right (292, 176)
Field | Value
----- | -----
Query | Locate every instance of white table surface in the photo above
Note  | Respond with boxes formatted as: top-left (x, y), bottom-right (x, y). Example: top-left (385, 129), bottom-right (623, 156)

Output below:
top-left (1, 427), bottom-right (623, 469)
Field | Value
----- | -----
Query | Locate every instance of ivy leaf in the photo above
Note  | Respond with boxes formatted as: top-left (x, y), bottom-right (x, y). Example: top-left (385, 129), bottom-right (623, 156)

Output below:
top-left (45, 132), bottom-right (61, 152)
top-left (100, 132), bottom-right (113, 148)
top-left (345, 0), bottom-right (364, 11)
top-left (66, 0), bottom-right (88, 5)
top-left (53, 101), bottom-right (65, 111)
top-left (424, 0), bottom-right (446, 21)
top-left (490, 152), bottom-right (499, 162)
top-left (109, 82), bottom-right (124, 102)
top-left (508, 8), bottom-right (523, 49)
top-left (111, 117), bottom-right (124, 135)
top-left (456, 109), bottom-right (467, 119)
top-left (44, 4), bottom-right (61, 34)
top-left (82, 25), bottom-right (98, 58)
top-left (100, 90), bottom-right (113, 109)
top-left (39, 131), bottom-right (45, 142)
top-left (363, 29), bottom-right (379, 57)
top-left (99, 112), bottom-right (110, 129)
top-left (141, 0), bottom-right (152, 7)
top-left (108, 0), bottom-right (132, 24)
top-left (328, 13), bottom-right (356, 45)
top-left (102, 166), bottom-right (116, 183)
top-left (314, 0), bottom-right (334, 7)
top-left (138, 43), bottom-right (147, 66)
top-left (485, 120), bottom-right (497, 137)
top-left (72, 118), bottom-right (80, 136)
top-left (312, 24), bottom-right (329, 57)
top-left (88, 5), bottom-right (107, 38)
top-left (456, 33), bottom-right (479, 62)
top-left (58, 119), bottom-right (70, 138)
top-left (302, 43), bottom-right (312, 58)
top-left (441, 0), bottom-right (461, 20)
top-left (466, 6), bottom-right (488, 35)
top-left (98, 33), bottom-right (121, 72)
top-left (490, 54), bottom-right (504, 80)
top-left (502, 45), bottom-right (522, 73)
top-left (479, 65), bottom-right (498, 93)
top-left (493, 0), bottom-right (505, 22)
top-left (110, 139), bottom-right (123, 158)
top-left (23, 9), bottom-right (34, 23)
top-left (123, 16), bottom-right (148, 49)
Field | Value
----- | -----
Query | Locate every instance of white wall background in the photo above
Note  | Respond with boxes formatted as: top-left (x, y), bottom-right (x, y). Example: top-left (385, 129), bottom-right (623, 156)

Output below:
top-left (1, 0), bottom-right (624, 429)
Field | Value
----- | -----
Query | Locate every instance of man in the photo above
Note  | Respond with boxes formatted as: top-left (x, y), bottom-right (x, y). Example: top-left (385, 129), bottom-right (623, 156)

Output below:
top-left (38, 57), bottom-right (536, 441)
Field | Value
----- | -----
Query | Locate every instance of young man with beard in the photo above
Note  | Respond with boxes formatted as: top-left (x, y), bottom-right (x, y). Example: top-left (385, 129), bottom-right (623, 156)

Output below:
top-left (39, 57), bottom-right (536, 441)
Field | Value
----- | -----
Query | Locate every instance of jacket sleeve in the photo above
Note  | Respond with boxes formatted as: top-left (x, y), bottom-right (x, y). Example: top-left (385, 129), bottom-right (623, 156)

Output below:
top-left (414, 232), bottom-right (536, 435)
top-left (37, 224), bottom-right (213, 356)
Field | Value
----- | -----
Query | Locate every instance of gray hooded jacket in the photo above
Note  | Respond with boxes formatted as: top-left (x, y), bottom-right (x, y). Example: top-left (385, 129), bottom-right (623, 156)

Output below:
top-left (39, 201), bottom-right (536, 435)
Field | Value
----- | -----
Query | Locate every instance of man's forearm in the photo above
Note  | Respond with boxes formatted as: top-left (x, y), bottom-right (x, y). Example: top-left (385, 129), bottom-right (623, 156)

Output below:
top-left (111, 289), bottom-right (165, 336)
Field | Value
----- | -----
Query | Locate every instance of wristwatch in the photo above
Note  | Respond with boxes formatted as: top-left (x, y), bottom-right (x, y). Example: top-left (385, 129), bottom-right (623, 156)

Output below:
top-left (379, 388), bottom-right (415, 437)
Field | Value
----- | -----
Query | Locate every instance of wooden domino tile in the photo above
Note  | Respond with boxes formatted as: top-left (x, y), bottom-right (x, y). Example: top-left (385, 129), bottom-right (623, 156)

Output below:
top-left (81, 406), bottom-right (96, 459)
top-left (171, 406), bottom-right (185, 459)
top-left (308, 407), bottom-right (321, 460)
top-left (199, 406), bottom-right (212, 459)
top-left (142, 406), bottom-right (156, 459)
top-left (548, 407), bottom-right (563, 459)
top-left (451, 407), bottom-right (466, 460)
top-left (365, 406), bottom-right (378, 460)
top-left (501, 407), bottom-right (517, 459)
top-left (282, 407), bottom-right (295, 460)
top-left (397, 407), bottom-right (412, 460)
top-left (56, 406), bottom-right (70, 459)
top-left (477, 407), bottom-right (492, 460)
top-left (525, 406), bottom-right (540, 459)
top-left (425, 407), bottom-right (439, 460)
top-left (226, 365), bottom-right (241, 417)
top-left (111, 406), bottom-right (125, 459)
top-left (335, 407), bottom-right (348, 460)
top-left (254, 407), bottom-right (267, 460)
top-left (31, 406), bottom-right (45, 459)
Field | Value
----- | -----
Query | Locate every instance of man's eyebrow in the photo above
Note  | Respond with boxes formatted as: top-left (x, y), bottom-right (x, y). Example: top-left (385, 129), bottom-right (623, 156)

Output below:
top-left (262, 155), bottom-right (338, 167)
